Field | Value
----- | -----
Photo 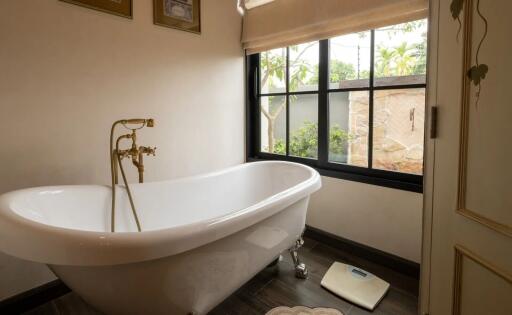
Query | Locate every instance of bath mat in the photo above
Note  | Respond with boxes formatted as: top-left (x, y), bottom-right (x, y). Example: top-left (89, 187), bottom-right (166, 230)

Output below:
top-left (265, 306), bottom-right (344, 315)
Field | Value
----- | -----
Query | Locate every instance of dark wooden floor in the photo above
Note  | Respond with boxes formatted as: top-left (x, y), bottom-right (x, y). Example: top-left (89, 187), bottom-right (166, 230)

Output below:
top-left (24, 237), bottom-right (418, 315)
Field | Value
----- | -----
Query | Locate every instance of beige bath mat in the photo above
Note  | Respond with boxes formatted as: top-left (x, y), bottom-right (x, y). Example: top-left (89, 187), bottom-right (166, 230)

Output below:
top-left (265, 306), bottom-right (344, 315)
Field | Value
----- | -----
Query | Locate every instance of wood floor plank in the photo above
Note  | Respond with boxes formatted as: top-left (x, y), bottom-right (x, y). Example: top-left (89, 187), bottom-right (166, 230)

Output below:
top-left (347, 288), bottom-right (418, 315)
top-left (23, 302), bottom-right (60, 315)
top-left (52, 294), bottom-right (102, 315)
top-left (303, 240), bottom-right (419, 297)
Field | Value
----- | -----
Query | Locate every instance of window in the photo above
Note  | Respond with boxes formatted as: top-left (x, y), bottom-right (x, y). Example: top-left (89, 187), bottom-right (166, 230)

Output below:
top-left (246, 20), bottom-right (428, 192)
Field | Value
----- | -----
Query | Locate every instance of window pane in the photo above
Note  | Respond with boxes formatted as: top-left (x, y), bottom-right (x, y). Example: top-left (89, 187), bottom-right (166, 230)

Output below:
top-left (289, 94), bottom-right (318, 159)
top-left (260, 95), bottom-right (286, 155)
top-left (329, 31), bottom-right (371, 89)
top-left (260, 48), bottom-right (286, 94)
top-left (289, 41), bottom-right (319, 92)
top-left (374, 19), bottom-right (428, 87)
top-left (329, 91), bottom-right (369, 167)
top-left (372, 89), bottom-right (425, 175)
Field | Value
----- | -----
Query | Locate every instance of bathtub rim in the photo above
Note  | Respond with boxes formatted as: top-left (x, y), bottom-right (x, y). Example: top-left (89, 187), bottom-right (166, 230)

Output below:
top-left (0, 161), bottom-right (321, 266)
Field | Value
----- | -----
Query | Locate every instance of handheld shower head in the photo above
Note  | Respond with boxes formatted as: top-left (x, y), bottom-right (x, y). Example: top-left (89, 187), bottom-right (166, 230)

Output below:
top-left (121, 118), bottom-right (155, 129)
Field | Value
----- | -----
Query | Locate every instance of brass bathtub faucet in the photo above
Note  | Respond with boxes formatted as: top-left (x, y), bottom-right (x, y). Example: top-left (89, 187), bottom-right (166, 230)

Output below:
top-left (110, 118), bottom-right (156, 233)
top-left (116, 129), bottom-right (157, 184)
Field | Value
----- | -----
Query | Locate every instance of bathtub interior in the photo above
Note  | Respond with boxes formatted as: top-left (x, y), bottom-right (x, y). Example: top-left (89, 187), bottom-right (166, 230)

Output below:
top-left (5, 162), bottom-right (314, 232)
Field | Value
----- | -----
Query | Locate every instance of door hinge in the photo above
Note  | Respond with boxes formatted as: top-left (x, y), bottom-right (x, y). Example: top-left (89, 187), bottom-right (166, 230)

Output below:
top-left (430, 106), bottom-right (438, 139)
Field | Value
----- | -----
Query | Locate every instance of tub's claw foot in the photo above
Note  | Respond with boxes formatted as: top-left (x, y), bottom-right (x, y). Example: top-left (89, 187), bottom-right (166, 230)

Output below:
top-left (289, 237), bottom-right (308, 279)
top-left (294, 262), bottom-right (308, 279)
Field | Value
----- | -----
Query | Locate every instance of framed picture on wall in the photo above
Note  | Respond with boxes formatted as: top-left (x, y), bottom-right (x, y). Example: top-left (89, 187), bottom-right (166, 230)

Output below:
top-left (153, 0), bottom-right (201, 34)
top-left (60, 0), bottom-right (133, 19)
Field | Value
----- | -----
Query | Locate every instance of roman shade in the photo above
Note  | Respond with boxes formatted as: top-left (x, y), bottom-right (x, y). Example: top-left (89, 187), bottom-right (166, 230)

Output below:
top-left (242, 0), bottom-right (429, 54)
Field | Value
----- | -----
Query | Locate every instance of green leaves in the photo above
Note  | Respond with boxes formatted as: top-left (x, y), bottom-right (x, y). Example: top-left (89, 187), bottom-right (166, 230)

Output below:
top-left (260, 50), bottom-right (286, 89)
top-left (330, 61), bottom-right (358, 82)
top-left (289, 121), bottom-right (319, 158)
top-left (393, 42), bottom-right (416, 76)
top-left (289, 61), bottom-right (312, 91)
top-left (329, 125), bottom-right (352, 156)
top-left (272, 122), bottom-right (352, 159)
top-left (273, 139), bottom-right (286, 155)
top-left (375, 42), bottom-right (425, 77)
top-left (308, 61), bottom-right (358, 85)
top-left (450, 0), bottom-right (464, 20)
top-left (467, 64), bottom-right (488, 86)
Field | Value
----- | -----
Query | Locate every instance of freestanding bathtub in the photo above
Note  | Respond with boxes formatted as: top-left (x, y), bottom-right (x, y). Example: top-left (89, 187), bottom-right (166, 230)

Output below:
top-left (0, 161), bottom-right (321, 315)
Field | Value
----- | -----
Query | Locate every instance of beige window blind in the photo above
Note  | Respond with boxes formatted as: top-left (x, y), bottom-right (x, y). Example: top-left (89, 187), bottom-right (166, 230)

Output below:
top-left (242, 0), bottom-right (428, 55)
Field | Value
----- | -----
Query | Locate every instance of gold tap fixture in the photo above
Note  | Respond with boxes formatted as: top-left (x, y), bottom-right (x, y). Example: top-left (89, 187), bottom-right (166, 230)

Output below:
top-left (110, 119), bottom-right (156, 232)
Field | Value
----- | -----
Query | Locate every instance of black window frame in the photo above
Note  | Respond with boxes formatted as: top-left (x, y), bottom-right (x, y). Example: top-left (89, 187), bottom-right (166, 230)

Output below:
top-left (246, 30), bottom-right (425, 193)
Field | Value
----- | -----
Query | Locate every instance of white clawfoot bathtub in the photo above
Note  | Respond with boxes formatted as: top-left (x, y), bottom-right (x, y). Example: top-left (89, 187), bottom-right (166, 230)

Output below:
top-left (0, 161), bottom-right (321, 315)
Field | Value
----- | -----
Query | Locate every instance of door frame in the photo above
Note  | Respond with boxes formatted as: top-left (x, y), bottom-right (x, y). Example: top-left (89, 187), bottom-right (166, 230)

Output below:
top-left (419, 0), bottom-right (440, 314)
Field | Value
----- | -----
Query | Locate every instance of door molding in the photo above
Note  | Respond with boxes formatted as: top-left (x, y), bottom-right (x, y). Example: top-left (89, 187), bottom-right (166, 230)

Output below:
top-left (452, 244), bottom-right (512, 315)
top-left (456, 0), bottom-right (512, 238)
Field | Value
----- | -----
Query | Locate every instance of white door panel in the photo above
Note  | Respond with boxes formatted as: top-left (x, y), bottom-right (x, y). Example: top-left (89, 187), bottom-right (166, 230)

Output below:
top-left (423, 0), bottom-right (512, 314)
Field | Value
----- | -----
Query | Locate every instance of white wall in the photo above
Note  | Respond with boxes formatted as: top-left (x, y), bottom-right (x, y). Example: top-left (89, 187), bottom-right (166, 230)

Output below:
top-left (307, 176), bottom-right (423, 263)
top-left (0, 0), bottom-right (243, 300)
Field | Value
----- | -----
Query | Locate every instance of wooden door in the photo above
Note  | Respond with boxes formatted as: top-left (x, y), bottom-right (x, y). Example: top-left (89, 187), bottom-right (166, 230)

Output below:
top-left (422, 0), bottom-right (512, 314)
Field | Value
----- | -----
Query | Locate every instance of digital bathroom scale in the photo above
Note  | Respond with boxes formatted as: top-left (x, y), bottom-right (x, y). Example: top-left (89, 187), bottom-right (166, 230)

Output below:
top-left (321, 262), bottom-right (390, 311)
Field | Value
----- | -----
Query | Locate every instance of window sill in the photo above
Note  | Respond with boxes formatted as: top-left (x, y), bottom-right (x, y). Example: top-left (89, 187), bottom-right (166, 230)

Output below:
top-left (247, 155), bottom-right (423, 193)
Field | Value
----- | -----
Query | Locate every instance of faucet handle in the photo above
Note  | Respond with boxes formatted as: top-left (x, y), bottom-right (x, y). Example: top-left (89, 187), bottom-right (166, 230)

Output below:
top-left (140, 146), bottom-right (156, 156)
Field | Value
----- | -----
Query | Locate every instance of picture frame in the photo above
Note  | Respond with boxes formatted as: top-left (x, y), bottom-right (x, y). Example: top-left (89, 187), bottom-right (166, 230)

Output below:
top-left (60, 0), bottom-right (133, 19)
top-left (153, 0), bottom-right (201, 34)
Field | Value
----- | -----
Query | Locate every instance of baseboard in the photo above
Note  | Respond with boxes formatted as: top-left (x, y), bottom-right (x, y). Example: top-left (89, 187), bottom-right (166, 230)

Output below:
top-left (304, 225), bottom-right (420, 279)
top-left (0, 280), bottom-right (70, 315)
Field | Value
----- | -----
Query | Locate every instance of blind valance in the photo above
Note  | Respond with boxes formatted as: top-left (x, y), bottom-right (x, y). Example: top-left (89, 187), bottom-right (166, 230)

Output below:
top-left (242, 0), bottom-right (428, 54)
